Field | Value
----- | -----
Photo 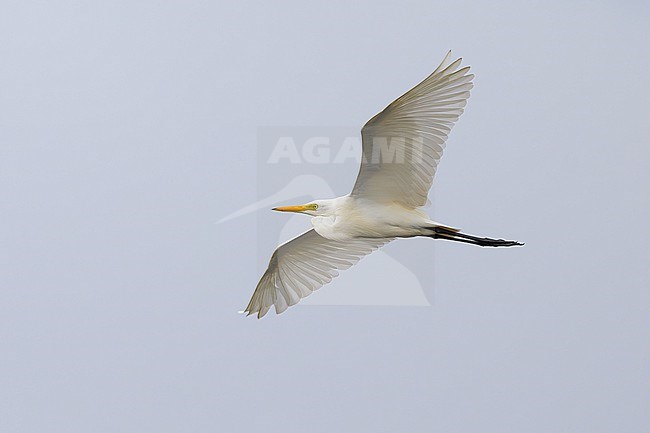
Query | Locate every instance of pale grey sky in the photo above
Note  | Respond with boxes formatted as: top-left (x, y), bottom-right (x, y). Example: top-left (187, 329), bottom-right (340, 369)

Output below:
top-left (1, 1), bottom-right (649, 432)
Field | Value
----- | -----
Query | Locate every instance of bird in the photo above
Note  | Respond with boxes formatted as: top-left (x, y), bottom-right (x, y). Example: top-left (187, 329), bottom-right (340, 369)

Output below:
top-left (244, 51), bottom-right (523, 318)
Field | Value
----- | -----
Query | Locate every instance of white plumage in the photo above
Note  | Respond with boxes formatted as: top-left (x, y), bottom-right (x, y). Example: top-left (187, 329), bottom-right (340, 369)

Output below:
top-left (244, 51), bottom-right (522, 318)
top-left (352, 53), bottom-right (472, 207)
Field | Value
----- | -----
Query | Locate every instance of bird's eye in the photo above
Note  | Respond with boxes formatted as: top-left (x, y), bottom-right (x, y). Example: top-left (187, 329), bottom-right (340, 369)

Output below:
top-left (312, 204), bottom-right (318, 210)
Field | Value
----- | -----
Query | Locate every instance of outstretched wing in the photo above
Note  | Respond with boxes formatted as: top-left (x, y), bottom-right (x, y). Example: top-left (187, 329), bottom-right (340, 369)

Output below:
top-left (351, 51), bottom-right (474, 207)
top-left (244, 229), bottom-right (391, 318)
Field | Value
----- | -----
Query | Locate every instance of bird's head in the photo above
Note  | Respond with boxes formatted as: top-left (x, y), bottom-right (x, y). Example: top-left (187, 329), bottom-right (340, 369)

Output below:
top-left (272, 200), bottom-right (330, 217)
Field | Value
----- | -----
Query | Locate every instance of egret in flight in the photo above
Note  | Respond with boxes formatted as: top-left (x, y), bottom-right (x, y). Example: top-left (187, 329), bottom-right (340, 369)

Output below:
top-left (245, 51), bottom-right (522, 318)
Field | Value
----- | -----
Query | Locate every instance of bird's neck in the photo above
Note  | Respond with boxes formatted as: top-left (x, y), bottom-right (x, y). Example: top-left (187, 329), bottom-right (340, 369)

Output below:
top-left (310, 196), bottom-right (353, 241)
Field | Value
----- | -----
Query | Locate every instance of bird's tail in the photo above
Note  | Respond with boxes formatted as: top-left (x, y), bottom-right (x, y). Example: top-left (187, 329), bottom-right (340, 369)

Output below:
top-left (426, 226), bottom-right (523, 247)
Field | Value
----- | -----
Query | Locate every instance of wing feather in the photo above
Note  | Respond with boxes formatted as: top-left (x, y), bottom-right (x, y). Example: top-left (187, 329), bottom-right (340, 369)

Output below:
top-left (244, 229), bottom-right (391, 318)
top-left (351, 51), bottom-right (474, 207)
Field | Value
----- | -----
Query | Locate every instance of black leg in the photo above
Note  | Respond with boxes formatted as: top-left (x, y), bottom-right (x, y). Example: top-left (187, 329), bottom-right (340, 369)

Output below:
top-left (430, 227), bottom-right (523, 247)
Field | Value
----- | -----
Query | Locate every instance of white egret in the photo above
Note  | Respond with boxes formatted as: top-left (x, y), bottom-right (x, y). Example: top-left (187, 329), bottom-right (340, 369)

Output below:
top-left (245, 51), bottom-right (522, 318)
